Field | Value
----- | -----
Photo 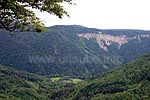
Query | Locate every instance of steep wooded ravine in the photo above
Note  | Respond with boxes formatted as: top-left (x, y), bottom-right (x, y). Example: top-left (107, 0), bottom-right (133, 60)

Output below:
top-left (0, 25), bottom-right (150, 77)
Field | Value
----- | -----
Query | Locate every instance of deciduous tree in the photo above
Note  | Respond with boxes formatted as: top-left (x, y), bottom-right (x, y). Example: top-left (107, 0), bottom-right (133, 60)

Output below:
top-left (0, 0), bottom-right (73, 32)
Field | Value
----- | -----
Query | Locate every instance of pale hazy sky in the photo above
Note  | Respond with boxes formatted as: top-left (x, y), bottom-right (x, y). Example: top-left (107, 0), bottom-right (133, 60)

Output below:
top-left (35, 0), bottom-right (150, 30)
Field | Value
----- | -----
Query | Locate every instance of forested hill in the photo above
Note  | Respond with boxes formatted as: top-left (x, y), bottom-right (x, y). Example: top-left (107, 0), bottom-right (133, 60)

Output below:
top-left (0, 25), bottom-right (150, 77)
top-left (0, 54), bottom-right (150, 100)
top-left (50, 54), bottom-right (150, 100)
top-left (0, 65), bottom-right (82, 100)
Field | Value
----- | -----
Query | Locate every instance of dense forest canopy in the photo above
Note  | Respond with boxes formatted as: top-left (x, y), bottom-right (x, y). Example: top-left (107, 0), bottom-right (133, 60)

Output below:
top-left (0, 0), bottom-right (73, 32)
top-left (0, 25), bottom-right (149, 77)
top-left (0, 54), bottom-right (150, 100)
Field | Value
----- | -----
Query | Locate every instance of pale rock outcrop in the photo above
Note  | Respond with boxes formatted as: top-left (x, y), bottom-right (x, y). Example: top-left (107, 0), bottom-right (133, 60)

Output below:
top-left (77, 32), bottom-right (150, 51)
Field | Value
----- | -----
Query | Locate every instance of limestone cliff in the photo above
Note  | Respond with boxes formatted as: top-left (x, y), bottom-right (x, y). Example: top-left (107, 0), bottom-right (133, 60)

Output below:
top-left (77, 32), bottom-right (150, 51)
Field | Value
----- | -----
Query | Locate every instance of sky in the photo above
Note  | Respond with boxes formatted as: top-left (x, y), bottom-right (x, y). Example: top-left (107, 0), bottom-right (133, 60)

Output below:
top-left (35, 0), bottom-right (150, 30)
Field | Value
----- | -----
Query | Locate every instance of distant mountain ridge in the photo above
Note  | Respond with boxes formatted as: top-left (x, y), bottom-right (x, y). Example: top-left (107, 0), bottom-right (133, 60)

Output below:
top-left (0, 25), bottom-right (150, 77)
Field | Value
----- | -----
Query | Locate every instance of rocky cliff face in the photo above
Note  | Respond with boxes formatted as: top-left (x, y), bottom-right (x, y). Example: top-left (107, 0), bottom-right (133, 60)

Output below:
top-left (78, 32), bottom-right (150, 51)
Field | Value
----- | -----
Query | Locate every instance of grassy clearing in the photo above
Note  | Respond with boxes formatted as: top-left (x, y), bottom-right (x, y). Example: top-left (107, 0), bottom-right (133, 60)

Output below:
top-left (50, 77), bottom-right (82, 84)
top-left (51, 77), bottom-right (61, 82)
top-left (71, 78), bottom-right (82, 84)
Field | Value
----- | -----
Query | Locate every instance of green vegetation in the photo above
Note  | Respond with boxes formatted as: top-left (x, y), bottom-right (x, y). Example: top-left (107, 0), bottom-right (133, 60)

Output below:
top-left (0, 25), bottom-right (149, 77)
top-left (51, 77), bottom-right (61, 82)
top-left (0, 54), bottom-right (150, 100)
top-left (0, 0), bottom-right (73, 32)
top-left (0, 65), bottom-right (83, 100)
top-left (62, 54), bottom-right (150, 100)
top-left (71, 78), bottom-right (82, 84)
top-left (51, 77), bottom-right (82, 84)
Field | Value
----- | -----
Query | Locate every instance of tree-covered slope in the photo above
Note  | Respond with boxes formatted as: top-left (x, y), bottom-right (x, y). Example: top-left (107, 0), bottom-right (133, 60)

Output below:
top-left (0, 65), bottom-right (82, 100)
top-left (0, 28), bottom-right (110, 77)
top-left (51, 54), bottom-right (150, 100)
top-left (0, 54), bottom-right (150, 100)
top-left (0, 65), bottom-right (52, 100)
top-left (0, 25), bottom-right (150, 77)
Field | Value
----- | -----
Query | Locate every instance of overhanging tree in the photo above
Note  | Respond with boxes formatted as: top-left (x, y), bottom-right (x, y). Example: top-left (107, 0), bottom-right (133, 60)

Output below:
top-left (0, 0), bottom-right (73, 32)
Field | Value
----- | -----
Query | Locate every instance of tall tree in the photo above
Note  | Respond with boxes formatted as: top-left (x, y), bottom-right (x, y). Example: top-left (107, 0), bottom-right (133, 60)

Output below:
top-left (0, 0), bottom-right (73, 32)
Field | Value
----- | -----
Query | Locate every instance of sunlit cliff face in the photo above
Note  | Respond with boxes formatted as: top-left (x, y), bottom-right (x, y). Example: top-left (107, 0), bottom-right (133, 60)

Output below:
top-left (78, 32), bottom-right (150, 51)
